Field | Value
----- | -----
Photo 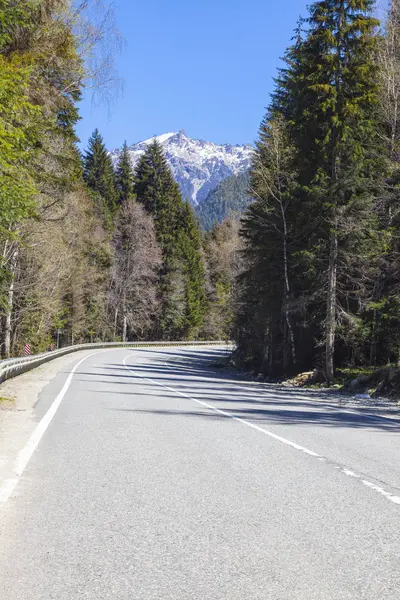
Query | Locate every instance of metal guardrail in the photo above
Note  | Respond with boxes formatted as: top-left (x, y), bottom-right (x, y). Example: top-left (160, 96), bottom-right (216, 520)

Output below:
top-left (0, 341), bottom-right (231, 384)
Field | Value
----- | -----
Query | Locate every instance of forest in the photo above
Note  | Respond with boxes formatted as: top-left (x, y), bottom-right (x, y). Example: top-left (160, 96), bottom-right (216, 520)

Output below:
top-left (0, 0), bottom-right (240, 357)
top-left (234, 0), bottom-right (400, 384)
top-left (0, 0), bottom-right (399, 388)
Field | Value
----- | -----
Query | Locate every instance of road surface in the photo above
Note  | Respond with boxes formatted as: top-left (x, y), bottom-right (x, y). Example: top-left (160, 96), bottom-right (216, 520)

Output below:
top-left (0, 346), bottom-right (400, 599)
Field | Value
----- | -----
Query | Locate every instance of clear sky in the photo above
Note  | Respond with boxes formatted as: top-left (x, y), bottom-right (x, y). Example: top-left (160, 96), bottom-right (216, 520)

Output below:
top-left (76, 0), bottom-right (310, 150)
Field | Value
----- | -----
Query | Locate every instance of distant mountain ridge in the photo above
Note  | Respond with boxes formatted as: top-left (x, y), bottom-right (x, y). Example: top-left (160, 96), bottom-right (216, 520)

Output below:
top-left (110, 130), bottom-right (253, 206)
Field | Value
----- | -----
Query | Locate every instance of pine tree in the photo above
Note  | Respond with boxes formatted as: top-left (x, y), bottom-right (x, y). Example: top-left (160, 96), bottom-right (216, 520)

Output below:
top-left (133, 139), bottom-right (181, 245)
top-left (235, 1), bottom-right (383, 380)
top-left (115, 141), bottom-right (135, 205)
top-left (368, 0), bottom-right (400, 365)
top-left (83, 129), bottom-right (118, 223)
top-left (133, 140), bottom-right (206, 339)
top-left (178, 202), bottom-right (206, 338)
top-left (235, 112), bottom-right (298, 375)
top-left (277, 1), bottom-right (382, 380)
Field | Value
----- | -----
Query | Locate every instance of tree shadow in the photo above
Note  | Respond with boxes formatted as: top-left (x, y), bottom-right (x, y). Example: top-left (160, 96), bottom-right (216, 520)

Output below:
top-left (71, 348), bottom-right (400, 432)
top-left (108, 405), bottom-right (400, 432)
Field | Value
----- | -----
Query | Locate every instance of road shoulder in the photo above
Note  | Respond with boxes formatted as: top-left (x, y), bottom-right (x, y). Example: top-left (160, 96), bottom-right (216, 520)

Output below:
top-left (0, 350), bottom-right (104, 495)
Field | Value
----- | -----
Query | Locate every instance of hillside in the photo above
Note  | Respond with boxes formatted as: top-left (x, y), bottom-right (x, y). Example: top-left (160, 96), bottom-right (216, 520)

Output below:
top-left (195, 171), bottom-right (252, 230)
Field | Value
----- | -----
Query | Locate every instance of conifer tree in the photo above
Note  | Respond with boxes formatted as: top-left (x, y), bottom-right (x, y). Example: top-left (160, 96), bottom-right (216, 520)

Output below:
top-left (235, 1), bottom-right (383, 380)
top-left (178, 202), bottom-right (206, 338)
top-left (370, 0), bottom-right (400, 364)
top-left (133, 140), bottom-right (181, 245)
top-left (272, 0), bottom-right (382, 379)
top-left (236, 112), bottom-right (298, 374)
top-left (83, 129), bottom-right (118, 223)
top-left (301, 0), bottom-right (381, 380)
top-left (133, 140), bottom-right (206, 339)
top-left (115, 141), bottom-right (135, 205)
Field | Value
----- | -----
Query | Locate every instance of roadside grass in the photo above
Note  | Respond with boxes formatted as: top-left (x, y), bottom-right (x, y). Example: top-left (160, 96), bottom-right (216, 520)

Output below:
top-left (0, 395), bottom-right (17, 407)
top-left (212, 356), bottom-right (400, 400)
top-left (333, 366), bottom-right (376, 388)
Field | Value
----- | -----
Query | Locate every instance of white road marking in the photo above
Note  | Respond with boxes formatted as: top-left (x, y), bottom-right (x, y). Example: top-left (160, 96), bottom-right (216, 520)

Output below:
top-left (0, 478), bottom-right (18, 503)
top-left (163, 360), bottom-right (400, 426)
top-left (342, 469), bottom-right (360, 479)
top-left (0, 350), bottom-right (106, 504)
top-left (124, 354), bottom-right (322, 459)
top-left (362, 480), bottom-right (400, 505)
top-left (124, 352), bottom-right (400, 508)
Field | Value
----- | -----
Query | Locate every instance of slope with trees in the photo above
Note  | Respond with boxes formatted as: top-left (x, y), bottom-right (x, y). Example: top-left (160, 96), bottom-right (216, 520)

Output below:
top-left (195, 171), bottom-right (251, 230)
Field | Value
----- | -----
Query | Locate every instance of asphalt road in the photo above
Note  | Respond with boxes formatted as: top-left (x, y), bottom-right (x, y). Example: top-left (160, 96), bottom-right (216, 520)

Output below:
top-left (1, 346), bottom-right (400, 599)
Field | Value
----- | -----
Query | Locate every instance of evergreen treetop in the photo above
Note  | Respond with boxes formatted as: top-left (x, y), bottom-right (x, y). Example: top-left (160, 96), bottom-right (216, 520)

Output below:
top-left (83, 129), bottom-right (118, 221)
top-left (115, 141), bottom-right (135, 205)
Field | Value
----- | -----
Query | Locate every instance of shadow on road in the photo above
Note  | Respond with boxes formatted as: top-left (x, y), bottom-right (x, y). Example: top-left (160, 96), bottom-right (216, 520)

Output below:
top-left (74, 348), bottom-right (400, 432)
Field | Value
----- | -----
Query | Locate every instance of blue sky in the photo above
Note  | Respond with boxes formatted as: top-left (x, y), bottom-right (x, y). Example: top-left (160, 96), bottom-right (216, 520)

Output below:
top-left (76, 0), bottom-right (311, 150)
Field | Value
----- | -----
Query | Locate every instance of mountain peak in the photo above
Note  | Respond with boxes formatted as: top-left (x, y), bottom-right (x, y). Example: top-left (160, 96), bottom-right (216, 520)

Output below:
top-left (111, 131), bottom-right (253, 206)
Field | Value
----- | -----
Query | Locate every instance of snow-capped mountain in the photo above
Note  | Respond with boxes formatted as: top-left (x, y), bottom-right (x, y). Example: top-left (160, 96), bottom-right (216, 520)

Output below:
top-left (110, 130), bottom-right (253, 206)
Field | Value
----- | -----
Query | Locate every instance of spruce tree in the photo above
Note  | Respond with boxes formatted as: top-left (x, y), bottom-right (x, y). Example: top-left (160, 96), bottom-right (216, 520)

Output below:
top-left (369, 0), bottom-right (400, 365)
top-left (83, 129), bottom-right (118, 223)
top-left (133, 140), bottom-right (206, 339)
top-left (115, 141), bottom-right (135, 205)
top-left (235, 1), bottom-right (383, 380)
top-left (278, 1), bottom-right (381, 380)
top-left (178, 202), bottom-right (206, 338)
top-left (236, 112), bottom-right (298, 375)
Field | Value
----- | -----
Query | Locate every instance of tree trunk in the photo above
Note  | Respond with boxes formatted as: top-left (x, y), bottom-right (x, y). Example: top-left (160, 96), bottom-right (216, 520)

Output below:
top-left (369, 309), bottom-right (379, 366)
top-left (3, 246), bottom-right (18, 358)
top-left (325, 1), bottom-right (344, 383)
top-left (122, 314), bottom-right (127, 343)
top-left (114, 306), bottom-right (119, 340)
top-left (325, 226), bottom-right (338, 382)
top-left (281, 221), bottom-right (296, 367)
top-left (122, 293), bottom-right (127, 342)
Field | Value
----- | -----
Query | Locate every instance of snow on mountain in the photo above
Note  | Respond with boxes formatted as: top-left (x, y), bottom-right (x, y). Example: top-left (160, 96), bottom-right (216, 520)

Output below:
top-left (110, 130), bottom-right (253, 206)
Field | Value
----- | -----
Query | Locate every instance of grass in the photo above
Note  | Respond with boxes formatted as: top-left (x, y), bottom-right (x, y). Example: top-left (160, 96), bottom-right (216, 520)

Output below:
top-left (333, 366), bottom-right (376, 387)
top-left (0, 395), bottom-right (16, 405)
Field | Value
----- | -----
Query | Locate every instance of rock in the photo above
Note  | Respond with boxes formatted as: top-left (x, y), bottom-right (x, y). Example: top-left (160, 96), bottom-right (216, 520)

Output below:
top-left (349, 374), bottom-right (369, 391)
top-left (355, 393), bottom-right (371, 400)
top-left (311, 369), bottom-right (326, 384)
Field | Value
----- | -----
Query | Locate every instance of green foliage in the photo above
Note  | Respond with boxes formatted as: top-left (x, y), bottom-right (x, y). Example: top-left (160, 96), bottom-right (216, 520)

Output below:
top-left (178, 202), bottom-right (206, 337)
top-left (83, 129), bottom-right (118, 225)
top-left (115, 141), bottom-right (135, 204)
top-left (235, 0), bottom-right (387, 378)
top-left (196, 171), bottom-right (251, 230)
top-left (133, 141), bottom-right (206, 339)
top-left (0, 56), bottom-right (40, 240)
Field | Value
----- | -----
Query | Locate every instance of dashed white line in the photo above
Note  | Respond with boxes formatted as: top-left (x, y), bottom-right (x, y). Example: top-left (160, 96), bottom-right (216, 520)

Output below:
top-left (362, 480), bottom-right (400, 505)
top-left (124, 352), bottom-right (400, 508)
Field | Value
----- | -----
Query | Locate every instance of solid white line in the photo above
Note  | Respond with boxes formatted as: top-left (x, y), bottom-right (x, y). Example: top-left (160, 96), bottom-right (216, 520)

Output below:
top-left (0, 478), bottom-right (18, 503)
top-left (0, 350), bottom-right (105, 504)
top-left (124, 352), bottom-right (400, 508)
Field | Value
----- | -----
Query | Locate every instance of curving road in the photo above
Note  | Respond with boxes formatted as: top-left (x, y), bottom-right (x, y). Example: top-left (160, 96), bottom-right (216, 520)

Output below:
top-left (0, 346), bottom-right (400, 599)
